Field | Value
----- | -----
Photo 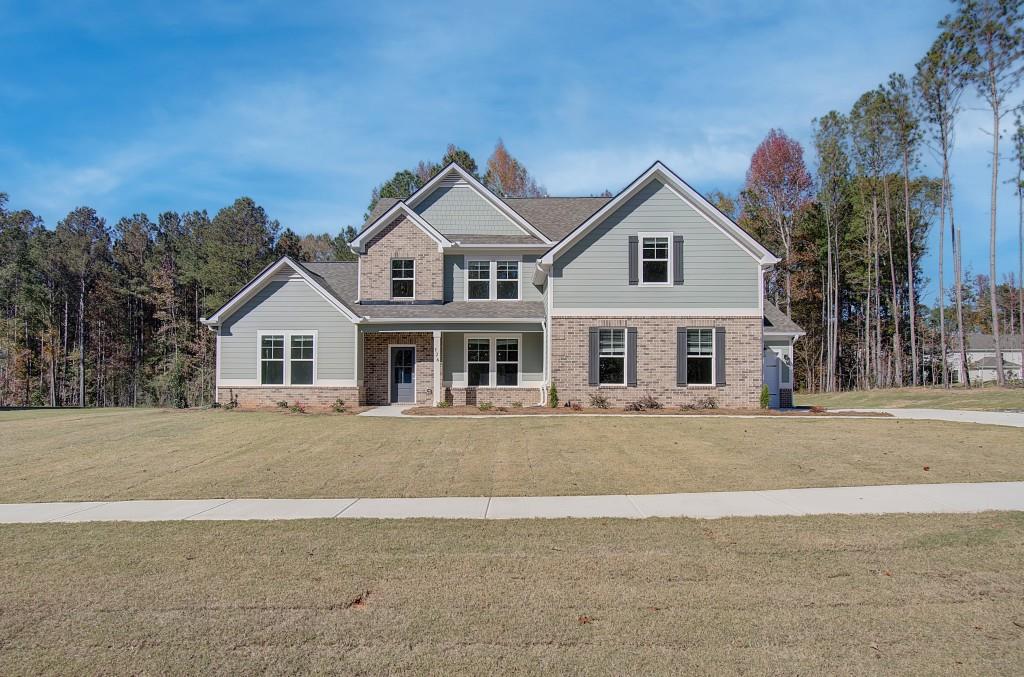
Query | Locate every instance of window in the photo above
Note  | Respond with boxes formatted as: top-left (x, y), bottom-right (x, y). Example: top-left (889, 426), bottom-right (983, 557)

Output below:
top-left (687, 328), bottom-right (713, 385)
top-left (290, 335), bottom-right (314, 385)
top-left (495, 338), bottom-right (519, 386)
top-left (598, 328), bottom-right (625, 386)
top-left (468, 261), bottom-right (490, 300)
top-left (391, 259), bottom-right (414, 299)
top-left (641, 235), bottom-right (670, 284)
top-left (467, 338), bottom-right (490, 386)
top-left (496, 261), bottom-right (519, 300)
top-left (260, 335), bottom-right (284, 385)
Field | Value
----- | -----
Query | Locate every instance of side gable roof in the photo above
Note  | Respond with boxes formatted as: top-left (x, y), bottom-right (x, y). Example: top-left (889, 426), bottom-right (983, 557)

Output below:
top-left (349, 201), bottom-right (453, 253)
top-left (405, 163), bottom-right (553, 244)
top-left (538, 162), bottom-right (779, 274)
top-left (763, 301), bottom-right (804, 336)
top-left (201, 257), bottom-right (362, 325)
top-left (505, 196), bottom-right (610, 241)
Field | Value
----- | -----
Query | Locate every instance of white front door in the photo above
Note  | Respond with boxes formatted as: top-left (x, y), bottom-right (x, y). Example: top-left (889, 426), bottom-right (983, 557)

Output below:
top-left (763, 348), bottom-right (780, 408)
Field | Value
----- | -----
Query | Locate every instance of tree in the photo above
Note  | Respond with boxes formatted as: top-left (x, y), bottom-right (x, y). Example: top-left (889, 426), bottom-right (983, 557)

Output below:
top-left (331, 226), bottom-right (358, 262)
top-left (367, 170), bottom-right (421, 218)
top-left (440, 143), bottom-right (479, 176)
top-left (741, 129), bottom-right (814, 316)
top-left (482, 139), bottom-right (548, 198)
top-left (948, 0), bottom-right (1024, 385)
top-left (1014, 112), bottom-right (1024, 379)
top-left (201, 197), bottom-right (279, 311)
top-left (274, 228), bottom-right (305, 261)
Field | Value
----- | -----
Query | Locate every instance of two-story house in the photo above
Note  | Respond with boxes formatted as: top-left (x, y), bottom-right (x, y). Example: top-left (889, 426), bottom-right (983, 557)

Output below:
top-left (201, 161), bottom-right (804, 409)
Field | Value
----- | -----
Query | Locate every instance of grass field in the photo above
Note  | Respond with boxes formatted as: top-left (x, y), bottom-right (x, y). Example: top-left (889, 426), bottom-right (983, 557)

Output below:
top-left (800, 385), bottom-right (1024, 411)
top-left (1, 408), bottom-right (1022, 502)
top-left (2, 513), bottom-right (1022, 674)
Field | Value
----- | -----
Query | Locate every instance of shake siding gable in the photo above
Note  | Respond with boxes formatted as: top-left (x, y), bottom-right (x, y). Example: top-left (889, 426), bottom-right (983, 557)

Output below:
top-left (415, 185), bottom-right (526, 237)
top-left (552, 180), bottom-right (760, 309)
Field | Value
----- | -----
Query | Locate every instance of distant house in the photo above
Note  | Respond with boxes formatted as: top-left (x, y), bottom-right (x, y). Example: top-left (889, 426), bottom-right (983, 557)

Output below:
top-left (201, 161), bottom-right (804, 409)
top-left (948, 333), bottom-right (1023, 384)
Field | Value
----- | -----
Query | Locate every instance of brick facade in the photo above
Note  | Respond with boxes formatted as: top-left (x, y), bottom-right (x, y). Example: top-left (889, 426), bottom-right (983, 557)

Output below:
top-left (362, 332), bottom-right (436, 405)
top-left (446, 386), bottom-right (544, 407)
top-left (358, 215), bottom-right (443, 302)
top-left (549, 316), bottom-right (763, 408)
top-left (219, 386), bottom-right (360, 411)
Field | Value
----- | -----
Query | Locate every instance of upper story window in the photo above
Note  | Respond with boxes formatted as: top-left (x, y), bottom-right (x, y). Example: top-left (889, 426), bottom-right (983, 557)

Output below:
top-left (598, 328), bottom-right (626, 386)
top-left (391, 259), bottom-right (414, 299)
top-left (686, 328), bottom-right (714, 385)
top-left (466, 258), bottom-right (521, 301)
top-left (641, 234), bottom-right (670, 284)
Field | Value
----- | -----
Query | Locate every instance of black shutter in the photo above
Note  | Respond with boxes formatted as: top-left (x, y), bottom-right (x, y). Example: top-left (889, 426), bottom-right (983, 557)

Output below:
top-left (626, 327), bottom-right (637, 386)
top-left (588, 328), bottom-right (599, 386)
top-left (676, 327), bottom-right (687, 386)
top-left (715, 326), bottom-right (727, 386)
top-left (673, 236), bottom-right (684, 285)
top-left (627, 236), bottom-right (639, 285)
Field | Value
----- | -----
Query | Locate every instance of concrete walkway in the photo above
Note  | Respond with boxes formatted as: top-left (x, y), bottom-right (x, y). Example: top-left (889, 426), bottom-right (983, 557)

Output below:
top-left (837, 408), bottom-right (1024, 428)
top-left (1, 482), bottom-right (1021, 523)
top-left (358, 404), bottom-right (414, 417)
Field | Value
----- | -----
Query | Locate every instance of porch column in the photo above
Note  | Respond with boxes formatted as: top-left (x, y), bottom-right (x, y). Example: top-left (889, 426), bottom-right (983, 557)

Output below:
top-left (432, 330), bottom-right (442, 406)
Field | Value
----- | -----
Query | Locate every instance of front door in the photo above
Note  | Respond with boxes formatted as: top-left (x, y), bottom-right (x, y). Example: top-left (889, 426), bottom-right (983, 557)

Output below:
top-left (763, 348), bottom-right (780, 408)
top-left (390, 346), bottom-right (415, 403)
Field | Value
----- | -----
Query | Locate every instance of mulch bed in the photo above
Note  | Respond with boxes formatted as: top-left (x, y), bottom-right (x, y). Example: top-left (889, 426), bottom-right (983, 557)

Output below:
top-left (405, 405), bottom-right (891, 417)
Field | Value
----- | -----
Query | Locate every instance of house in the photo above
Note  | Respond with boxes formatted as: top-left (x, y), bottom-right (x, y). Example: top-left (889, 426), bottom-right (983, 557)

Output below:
top-left (201, 161), bottom-right (804, 409)
top-left (948, 333), bottom-right (1023, 384)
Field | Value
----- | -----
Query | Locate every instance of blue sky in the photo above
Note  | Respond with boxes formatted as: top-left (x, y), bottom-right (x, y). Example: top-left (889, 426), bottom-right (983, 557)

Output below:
top-left (1, 0), bottom-right (1020, 304)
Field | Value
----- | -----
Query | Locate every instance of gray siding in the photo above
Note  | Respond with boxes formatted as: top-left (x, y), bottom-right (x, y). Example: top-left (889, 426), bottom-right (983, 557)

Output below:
top-left (415, 185), bottom-right (525, 237)
top-left (220, 274), bottom-right (356, 382)
top-left (552, 180), bottom-right (760, 309)
top-left (442, 331), bottom-right (544, 384)
top-left (444, 254), bottom-right (544, 303)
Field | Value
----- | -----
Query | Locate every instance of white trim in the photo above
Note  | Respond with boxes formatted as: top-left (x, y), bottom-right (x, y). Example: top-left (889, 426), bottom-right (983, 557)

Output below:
top-left (464, 255), bottom-right (522, 302)
top-left (764, 330), bottom-right (805, 338)
top-left (349, 202), bottom-right (453, 253)
top-left (203, 257), bottom-right (361, 324)
top-left (404, 164), bottom-right (553, 244)
top-left (432, 330), bottom-right (442, 405)
top-left (353, 324), bottom-right (361, 386)
top-left (550, 307), bottom-right (761, 317)
top-left (356, 257), bottom-right (362, 303)
top-left (464, 333), bottom-right (522, 388)
top-left (386, 344), bottom-right (417, 404)
top-left (390, 257), bottom-right (415, 300)
top-left (448, 244), bottom-right (550, 252)
top-left (215, 331), bottom-right (222, 402)
top-left (597, 327), bottom-right (627, 387)
top-left (361, 317), bottom-right (543, 324)
top-left (539, 162), bottom-right (778, 271)
top-left (637, 231), bottom-right (673, 287)
top-left (219, 378), bottom-right (355, 388)
top-left (256, 330), bottom-right (319, 387)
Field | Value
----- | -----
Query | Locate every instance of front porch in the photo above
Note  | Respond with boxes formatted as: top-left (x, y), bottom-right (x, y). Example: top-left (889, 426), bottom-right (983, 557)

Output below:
top-left (359, 323), bottom-right (546, 407)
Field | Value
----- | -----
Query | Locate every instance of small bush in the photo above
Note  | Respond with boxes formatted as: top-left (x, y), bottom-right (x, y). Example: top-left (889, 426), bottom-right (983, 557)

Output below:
top-left (623, 401), bottom-right (644, 412)
top-left (222, 399), bottom-right (237, 411)
top-left (478, 401), bottom-right (494, 411)
top-left (548, 382), bottom-right (559, 408)
top-left (436, 400), bottom-right (452, 408)
top-left (570, 401), bottom-right (583, 411)
top-left (697, 396), bottom-right (718, 410)
top-left (289, 403), bottom-right (305, 414)
top-left (638, 394), bottom-right (663, 410)
top-left (331, 398), bottom-right (347, 413)
top-left (760, 384), bottom-right (770, 409)
top-left (276, 400), bottom-right (289, 409)
top-left (589, 392), bottom-right (610, 409)
top-left (210, 400), bottom-right (222, 409)
top-left (511, 401), bottom-right (523, 408)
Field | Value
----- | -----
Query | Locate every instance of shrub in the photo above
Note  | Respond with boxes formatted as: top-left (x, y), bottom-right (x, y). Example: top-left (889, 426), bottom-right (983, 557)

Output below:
top-left (436, 400), bottom-right (451, 408)
top-left (222, 399), bottom-right (238, 411)
top-left (289, 403), bottom-right (305, 414)
top-left (760, 384), bottom-right (770, 409)
top-left (276, 400), bottom-right (289, 409)
top-left (548, 382), bottom-right (559, 408)
top-left (570, 401), bottom-right (583, 411)
top-left (332, 398), bottom-right (347, 413)
top-left (623, 401), bottom-right (643, 412)
top-left (697, 396), bottom-right (718, 410)
top-left (478, 401), bottom-right (494, 411)
top-left (638, 394), bottom-right (663, 410)
top-left (588, 392), bottom-right (610, 409)
top-left (511, 401), bottom-right (523, 408)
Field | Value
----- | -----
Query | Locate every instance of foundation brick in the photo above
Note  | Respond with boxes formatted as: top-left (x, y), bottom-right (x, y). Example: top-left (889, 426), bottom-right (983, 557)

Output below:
top-left (218, 386), bottom-right (360, 411)
top-left (446, 386), bottom-right (544, 407)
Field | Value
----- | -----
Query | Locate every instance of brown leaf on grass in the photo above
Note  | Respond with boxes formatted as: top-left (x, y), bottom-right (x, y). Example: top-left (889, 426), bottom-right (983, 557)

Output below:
top-left (923, 466), bottom-right (930, 471)
top-left (345, 590), bottom-right (371, 609)
top-left (577, 615), bottom-right (593, 625)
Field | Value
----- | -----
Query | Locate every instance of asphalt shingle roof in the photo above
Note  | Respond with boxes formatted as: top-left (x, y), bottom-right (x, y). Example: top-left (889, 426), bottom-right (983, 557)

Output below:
top-left (966, 332), bottom-right (1023, 351)
top-left (504, 196), bottom-right (611, 241)
top-left (359, 301), bottom-right (545, 320)
top-left (763, 302), bottom-right (804, 334)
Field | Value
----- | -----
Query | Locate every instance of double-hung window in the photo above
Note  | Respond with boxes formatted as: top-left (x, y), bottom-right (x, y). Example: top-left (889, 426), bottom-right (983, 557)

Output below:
top-left (391, 259), bottom-right (414, 299)
top-left (467, 338), bottom-right (490, 386)
top-left (465, 336), bottom-right (520, 387)
top-left (495, 338), bottom-right (519, 386)
top-left (640, 235), bottom-right (670, 284)
top-left (466, 259), bottom-right (520, 300)
top-left (686, 328), bottom-right (713, 385)
top-left (259, 332), bottom-right (315, 385)
top-left (467, 261), bottom-right (491, 300)
top-left (598, 328), bottom-right (626, 386)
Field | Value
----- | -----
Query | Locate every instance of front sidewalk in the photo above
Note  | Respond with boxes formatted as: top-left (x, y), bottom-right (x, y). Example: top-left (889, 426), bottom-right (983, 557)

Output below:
top-left (2, 481), bottom-right (1022, 523)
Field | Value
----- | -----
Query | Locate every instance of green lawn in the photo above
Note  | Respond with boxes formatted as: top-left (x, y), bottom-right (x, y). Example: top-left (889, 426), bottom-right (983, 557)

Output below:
top-left (800, 385), bottom-right (1024, 411)
top-left (2, 514), bottom-right (1022, 674)
top-left (1, 407), bottom-right (1022, 502)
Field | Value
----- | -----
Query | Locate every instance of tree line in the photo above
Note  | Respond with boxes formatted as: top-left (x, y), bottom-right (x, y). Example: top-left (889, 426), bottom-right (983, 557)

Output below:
top-left (0, 140), bottom-right (543, 407)
top-left (729, 0), bottom-right (1024, 390)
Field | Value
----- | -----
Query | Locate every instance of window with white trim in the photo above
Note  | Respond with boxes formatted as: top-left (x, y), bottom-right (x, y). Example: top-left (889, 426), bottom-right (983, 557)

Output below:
top-left (467, 338), bottom-right (490, 386)
top-left (687, 328), bottom-right (713, 385)
top-left (467, 261), bottom-right (490, 300)
top-left (496, 261), bottom-right (519, 300)
top-left (495, 338), bottom-right (519, 386)
top-left (260, 335), bottom-right (285, 385)
top-left (598, 328), bottom-right (625, 386)
top-left (290, 335), bottom-right (314, 384)
top-left (641, 235), bottom-right (670, 284)
top-left (391, 259), bottom-right (414, 299)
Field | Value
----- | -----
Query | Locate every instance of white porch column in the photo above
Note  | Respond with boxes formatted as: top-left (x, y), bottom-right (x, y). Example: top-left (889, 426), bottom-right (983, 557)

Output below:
top-left (432, 330), bottom-right (442, 405)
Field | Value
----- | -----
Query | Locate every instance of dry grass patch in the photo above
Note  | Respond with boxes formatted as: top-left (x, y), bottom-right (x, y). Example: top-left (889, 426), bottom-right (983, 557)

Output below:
top-left (1, 407), bottom-right (1022, 502)
top-left (407, 404), bottom-right (886, 416)
top-left (801, 385), bottom-right (1024, 411)
top-left (1, 513), bottom-right (1023, 674)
